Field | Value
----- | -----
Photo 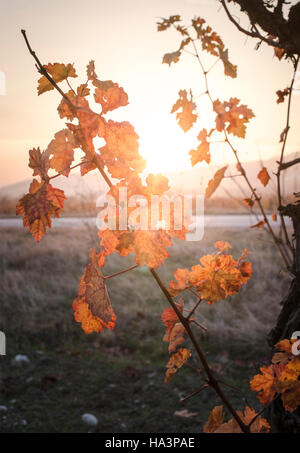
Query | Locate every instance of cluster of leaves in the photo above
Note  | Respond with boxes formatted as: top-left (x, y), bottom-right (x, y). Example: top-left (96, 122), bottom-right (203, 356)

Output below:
top-left (158, 15), bottom-right (237, 78)
top-left (204, 339), bottom-right (300, 432)
top-left (169, 241), bottom-right (252, 303)
top-left (16, 57), bottom-right (192, 333)
top-left (19, 10), bottom-right (297, 432)
top-left (159, 241), bottom-right (251, 385)
top-left (203, 405), bottom-right (270, 433)
top-left (157, 14), bottom-right (277, 224)
top-left (251, 339), bottom-right (300, 413)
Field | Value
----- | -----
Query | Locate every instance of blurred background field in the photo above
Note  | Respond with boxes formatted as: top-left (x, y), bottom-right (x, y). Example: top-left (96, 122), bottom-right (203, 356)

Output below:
top-left (0, 225), bottom-right (292, 432)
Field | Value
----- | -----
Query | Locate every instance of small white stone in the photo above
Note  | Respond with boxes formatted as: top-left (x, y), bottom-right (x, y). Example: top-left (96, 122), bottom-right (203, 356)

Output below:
top-left (81, 413), bottom-right (98, 427)
top-left (0, 406), bottom-right (7, 413)
top-left (12, 354), bottom-right (30, 365)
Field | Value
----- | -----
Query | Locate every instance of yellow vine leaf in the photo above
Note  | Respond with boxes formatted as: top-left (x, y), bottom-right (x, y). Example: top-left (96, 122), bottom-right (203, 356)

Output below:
top-left (38, 63), bottom-right (77, 95)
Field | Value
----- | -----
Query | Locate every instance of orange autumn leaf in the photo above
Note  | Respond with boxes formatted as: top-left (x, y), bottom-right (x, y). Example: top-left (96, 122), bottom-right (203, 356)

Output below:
top-left (99, 120), bottom-right (146, 179)
top-left (218, 46), bottom-right (237, 78)
top-left (205, 166), bottom-right (227, 199)
top-left (250, 365), bottom-right (277, 406)
top-left (276, 88), bottom-right (289, 104)
top-left (94, 82), bottom-right (128, 114)
top-left (48, 129), bottom-right (76, 176)
top-left (161, 299), bottom-right (184, 335)
top-left (171, 89), bottom-right (197, 132)
top-left (86, 60), bottom-right (97, 80)
top-left (161, 300), bottom-right (186, 353)
top-left (250, 220), bottom-right (266, 229)
top-left (209, 406), bottom-right (270, 433)
top-left (98, 228), bottom-right (174, 268)
top-left (157, 15), bottom-right (181, 32)
top-left (203, 405), bottom-right (224, 433)
top-left (73, 249), bottom-right (116, 334)
top-left (257, 166), bottom-right (270, 187)
top-left (192, 17), bottom-right (222, 57)
top-left (169, 244), bottom-right (252, 303)
top-left (251, 339), bottom-right (300, 412)
top-left (38, 63), bottom-right (77, 95)
top-left (189, 128), bottom-right (211, 166)
top-left (162, 50), bottom-right (181, 66)
top-left (77, 83), bottom-right (90, 97)
top-left (257, 167), bottom-right (270, 187)
top-left (214, 241), bottom-right (232, 252)
top-left (57, 89), bottom-right (87, 121)
top-left (16, 180), bottom-right (66, 242)
top-left (165, 348), bottom-right (191, 384)
top-left (28, 147), bottom-right (50, 180)
top-left (213, 98), bottom-right (254, 138)
top-left (243, 198), bottom-right (254, 208)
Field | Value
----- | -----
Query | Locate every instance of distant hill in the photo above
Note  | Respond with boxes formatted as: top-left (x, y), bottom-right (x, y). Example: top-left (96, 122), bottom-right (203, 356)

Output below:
top-left (0, 153), bottom-right (298, 204)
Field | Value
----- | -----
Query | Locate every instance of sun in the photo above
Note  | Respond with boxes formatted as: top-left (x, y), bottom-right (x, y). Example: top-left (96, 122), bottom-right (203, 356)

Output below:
top-left (136, 114), bottom-right (196, 176)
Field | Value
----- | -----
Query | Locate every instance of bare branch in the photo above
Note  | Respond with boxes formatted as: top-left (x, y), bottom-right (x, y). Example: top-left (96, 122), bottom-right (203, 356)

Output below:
top-left (278, 157), bottom-right (300, 171)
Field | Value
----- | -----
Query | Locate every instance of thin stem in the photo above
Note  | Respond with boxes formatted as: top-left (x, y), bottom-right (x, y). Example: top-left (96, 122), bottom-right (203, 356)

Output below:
top-left (48, 161), bottom-right (90, 180)
top-left (187, 298), bottom-right (202, 320)
top-left (105, 264), bottom-right (138, 280)
top-left (278, 157), bottom-right (300, 171)
top-left (179, 384), bottom-right (209, 403)
top-left (191, 319), bottom-right (207, 331)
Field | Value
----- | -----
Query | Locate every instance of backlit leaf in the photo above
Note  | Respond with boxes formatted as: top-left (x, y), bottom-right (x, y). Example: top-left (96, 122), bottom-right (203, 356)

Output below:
top-left (37, 63), bottom-right (77, 95)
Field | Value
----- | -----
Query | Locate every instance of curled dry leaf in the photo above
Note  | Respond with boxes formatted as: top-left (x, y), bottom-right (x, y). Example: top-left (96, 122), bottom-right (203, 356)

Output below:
top-left (72, 249), bottom-right (116, 334)
top-left (165, 348), bottom-right (191, 384)
top-left (205, 166), bottom-right (227, 199)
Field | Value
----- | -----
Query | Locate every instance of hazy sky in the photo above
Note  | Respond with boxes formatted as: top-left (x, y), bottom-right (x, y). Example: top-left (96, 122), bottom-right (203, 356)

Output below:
top-left (0, 0), bottom-right (299, 187)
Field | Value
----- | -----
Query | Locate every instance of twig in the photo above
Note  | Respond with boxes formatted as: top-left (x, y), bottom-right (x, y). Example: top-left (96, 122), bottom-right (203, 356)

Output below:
top-left (278, 157), bottom-right (300, 171)
top-left (179, 384), bottom-right (209, 403)
top-left (105, 264), bottom-right (138, 280)
top-left (220, 0), bottom-right (286, 50)
top-left (48, 161), bottom-right (90, 180)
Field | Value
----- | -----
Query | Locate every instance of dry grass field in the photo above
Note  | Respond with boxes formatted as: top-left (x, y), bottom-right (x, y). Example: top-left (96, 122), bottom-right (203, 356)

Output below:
top-left (0, 225), bottom-right (292, 432)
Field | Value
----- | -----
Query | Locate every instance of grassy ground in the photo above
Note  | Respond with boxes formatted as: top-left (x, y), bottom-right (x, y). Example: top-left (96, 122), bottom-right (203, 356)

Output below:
top-left (0, 225), bottom-right (292, 432)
